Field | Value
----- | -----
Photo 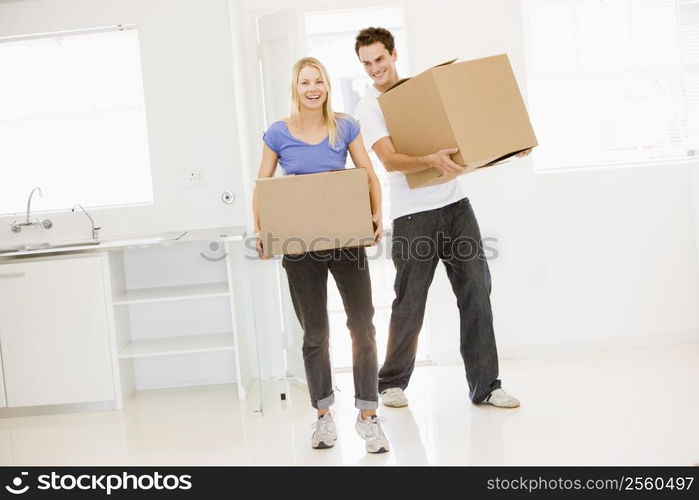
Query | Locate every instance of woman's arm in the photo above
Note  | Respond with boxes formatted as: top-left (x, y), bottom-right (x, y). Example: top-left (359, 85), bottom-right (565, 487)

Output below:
top-left (348, 134), bottom-right (383, 243)
top-left (253, 143), bottom-right (279, 258)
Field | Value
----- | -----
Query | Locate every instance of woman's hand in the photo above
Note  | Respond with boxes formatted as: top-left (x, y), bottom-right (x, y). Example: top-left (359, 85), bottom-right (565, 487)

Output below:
top-left (372, 213), bottom-right (384, 244)
top-left (255, 230), bottom-right (271, 260)
top-left (515, 148), bottom-right (533, 158)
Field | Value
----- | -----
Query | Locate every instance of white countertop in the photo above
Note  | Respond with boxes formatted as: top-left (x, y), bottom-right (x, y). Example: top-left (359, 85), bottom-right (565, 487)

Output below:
top-left (0, 226), bottom-right (247, 261)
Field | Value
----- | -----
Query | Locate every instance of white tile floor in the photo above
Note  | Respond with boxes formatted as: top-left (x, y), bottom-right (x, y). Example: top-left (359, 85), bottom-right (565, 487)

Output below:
top-left (0, 343), bottom-right (697, 466)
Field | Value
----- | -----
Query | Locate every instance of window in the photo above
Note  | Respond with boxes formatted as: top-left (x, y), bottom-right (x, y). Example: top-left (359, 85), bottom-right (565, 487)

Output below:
top-left (0, 26), bottom-right (153, 215)
top-left (522, 0), bottom-right (699, 171)
top-left (304, 7), bottom-right (432, 369)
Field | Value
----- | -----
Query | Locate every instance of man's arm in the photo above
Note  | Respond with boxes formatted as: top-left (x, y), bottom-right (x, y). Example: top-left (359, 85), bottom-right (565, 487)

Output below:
top-left (372, 136), bottom-right (466, 176)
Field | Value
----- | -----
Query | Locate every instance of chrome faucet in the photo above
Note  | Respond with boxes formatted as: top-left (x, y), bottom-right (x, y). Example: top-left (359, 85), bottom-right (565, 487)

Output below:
top-left (10, 186), bottom-right (53, 233)
top-left (72, 204), bottom-right (101, 240)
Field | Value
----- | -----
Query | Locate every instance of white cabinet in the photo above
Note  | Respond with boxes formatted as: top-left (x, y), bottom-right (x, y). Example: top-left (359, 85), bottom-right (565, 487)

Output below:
top-left (0, 227), bottom-right (254, 414)
top-left (0, 254), bottom-right (114, 407)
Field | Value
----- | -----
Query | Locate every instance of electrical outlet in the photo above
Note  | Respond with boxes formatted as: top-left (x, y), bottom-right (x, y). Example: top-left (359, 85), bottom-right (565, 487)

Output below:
top-left (183, 168), bottom-right (205, 188)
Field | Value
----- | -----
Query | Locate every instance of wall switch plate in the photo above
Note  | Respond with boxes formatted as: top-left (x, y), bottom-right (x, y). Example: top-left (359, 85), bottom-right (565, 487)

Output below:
top-left (183, 168), bottom-right (206, 188)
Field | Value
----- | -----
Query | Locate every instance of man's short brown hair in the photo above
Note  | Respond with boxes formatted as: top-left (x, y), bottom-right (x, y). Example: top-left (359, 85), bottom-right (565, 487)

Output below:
top-left (354, 27), bottom-right (395, 57)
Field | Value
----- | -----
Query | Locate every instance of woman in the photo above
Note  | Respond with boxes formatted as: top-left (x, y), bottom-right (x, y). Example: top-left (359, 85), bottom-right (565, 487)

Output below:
top-left (252, 57), bottom-right (388, 453)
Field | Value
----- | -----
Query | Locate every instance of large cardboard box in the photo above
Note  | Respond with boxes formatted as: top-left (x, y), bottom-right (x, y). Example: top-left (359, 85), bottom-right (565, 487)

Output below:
top-left (378, 54), bottom-right (538, 189)
top-left (256, 168), bottom-right (375, 257)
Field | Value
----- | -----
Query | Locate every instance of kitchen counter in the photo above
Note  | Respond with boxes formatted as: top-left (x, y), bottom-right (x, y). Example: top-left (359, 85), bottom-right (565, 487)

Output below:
top-left (0, 226), bottom-right (247, 261)
top-left (0, 223), bottom-right (256, 414)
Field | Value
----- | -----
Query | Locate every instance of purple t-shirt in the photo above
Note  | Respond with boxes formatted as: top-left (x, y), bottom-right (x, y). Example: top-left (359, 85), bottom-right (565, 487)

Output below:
top-left (262, 115), bottom-right (360, 175)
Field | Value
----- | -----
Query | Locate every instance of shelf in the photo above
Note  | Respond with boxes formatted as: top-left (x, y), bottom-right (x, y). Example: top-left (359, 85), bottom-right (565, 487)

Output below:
top-left (118, 333), bottom-right (236, 359)
top-left (112, 282), bottom-right (230, 305)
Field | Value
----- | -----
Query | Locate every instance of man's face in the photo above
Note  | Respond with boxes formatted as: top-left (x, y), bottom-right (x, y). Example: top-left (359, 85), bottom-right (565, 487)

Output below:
top-left (357, 42), bottom-right (398, 91)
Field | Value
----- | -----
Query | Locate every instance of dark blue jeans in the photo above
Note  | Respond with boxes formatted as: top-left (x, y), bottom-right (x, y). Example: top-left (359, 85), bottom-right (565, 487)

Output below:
top-left (379, 197), bottom-right (502, 403)
top-left (282, 247), bottom-right (379, 410)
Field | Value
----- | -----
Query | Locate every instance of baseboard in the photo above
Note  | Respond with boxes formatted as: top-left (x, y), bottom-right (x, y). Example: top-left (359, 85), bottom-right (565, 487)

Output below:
top-left (0, 400), bottom-right (118, 418)
top-left (429, 331), bottom-right (699, 365)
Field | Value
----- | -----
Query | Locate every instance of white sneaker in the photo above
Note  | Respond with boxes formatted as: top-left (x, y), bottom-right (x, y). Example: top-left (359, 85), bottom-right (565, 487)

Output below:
top-left (355, 413), bottom-right (390, 453)
top-left (311, 412), bottom-right (337, 449)
top-left (481, 388), bottom-right (520, 408)
top-left (380, 388), bottom-right (408, 408)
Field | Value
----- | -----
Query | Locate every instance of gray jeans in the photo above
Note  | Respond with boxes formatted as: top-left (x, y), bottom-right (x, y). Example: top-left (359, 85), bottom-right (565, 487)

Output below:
top-left (282, 247), bottom-right (378, 410)
top-left (379, 197), bottom-right (502, 403)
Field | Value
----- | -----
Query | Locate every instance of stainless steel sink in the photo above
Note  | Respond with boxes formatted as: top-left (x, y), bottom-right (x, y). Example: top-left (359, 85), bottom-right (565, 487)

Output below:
top-left (0, 231), bottom-right (187, 257)
top-left (0, 245), bottom-right (25, 254)
top-left (21, 240), bottom-right (101, 251)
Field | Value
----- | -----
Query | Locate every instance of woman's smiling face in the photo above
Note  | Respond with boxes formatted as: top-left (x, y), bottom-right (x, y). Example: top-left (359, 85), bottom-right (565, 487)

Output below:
top-left (296, 65), bottom-right (327, 111)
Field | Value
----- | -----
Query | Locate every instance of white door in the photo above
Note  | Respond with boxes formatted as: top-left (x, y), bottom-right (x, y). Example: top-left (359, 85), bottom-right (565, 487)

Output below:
top-left (0, 349), bottom-right (6, 407)
top-left (0, 255), bottom-right (114, 407)
top-left (257, 7), bottom-right (305, 126)
top-left (257, 7), bottom-right (307, 382)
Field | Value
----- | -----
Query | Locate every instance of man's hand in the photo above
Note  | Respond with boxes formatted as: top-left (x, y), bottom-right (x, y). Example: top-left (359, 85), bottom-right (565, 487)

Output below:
top-left (426, 148), bottom-right (465, 176)
top-left (515, 148), bottom-right (533, 158)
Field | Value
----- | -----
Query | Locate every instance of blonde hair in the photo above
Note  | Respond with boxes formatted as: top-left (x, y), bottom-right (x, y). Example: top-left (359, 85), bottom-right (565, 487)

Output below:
top-left (287, 57), bottom-right (339, 148)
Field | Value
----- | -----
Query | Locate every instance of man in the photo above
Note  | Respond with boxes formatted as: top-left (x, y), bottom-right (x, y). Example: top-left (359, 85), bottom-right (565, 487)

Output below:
top-left (354, 27), bottom-right (529, 409)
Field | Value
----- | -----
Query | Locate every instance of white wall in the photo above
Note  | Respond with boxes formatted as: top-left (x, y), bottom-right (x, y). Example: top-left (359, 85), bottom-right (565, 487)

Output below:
top-left (0, 0), bottom-right (246, 245)
top-left (402, 0), bottom-right (699, 361)
top-left (237, 0), bottom-right (699, 374)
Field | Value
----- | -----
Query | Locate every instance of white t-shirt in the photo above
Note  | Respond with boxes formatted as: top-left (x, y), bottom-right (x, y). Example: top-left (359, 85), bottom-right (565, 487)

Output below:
top-left (355, 85), bottom-right (465, 221)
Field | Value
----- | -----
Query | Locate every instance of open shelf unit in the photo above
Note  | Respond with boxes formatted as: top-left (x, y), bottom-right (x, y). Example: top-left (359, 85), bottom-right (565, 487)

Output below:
top-left (111, 282), bottom-right (230, 305)
top-left (102, 228), bottom-right (257, 408)
top-left (118, 332), bottom-right (236, 359)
